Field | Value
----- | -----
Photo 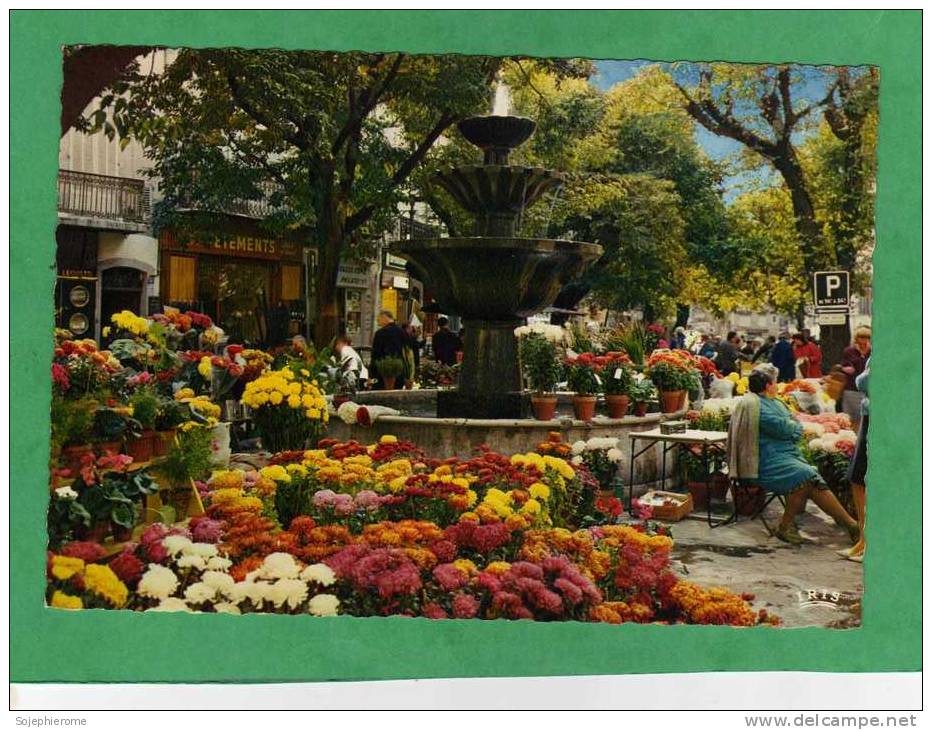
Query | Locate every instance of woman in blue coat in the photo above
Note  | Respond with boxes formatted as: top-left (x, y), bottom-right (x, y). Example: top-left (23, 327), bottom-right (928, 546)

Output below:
top-left (736, 370), bottom-right (859, 544)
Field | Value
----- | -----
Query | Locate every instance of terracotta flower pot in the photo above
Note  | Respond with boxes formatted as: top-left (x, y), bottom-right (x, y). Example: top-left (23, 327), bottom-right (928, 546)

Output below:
top-left (530, 395), bottom-right (558, 421)
top-left (604, 394), bottom-right (630, 419)
top-left (152, 430), bottom-right (175, 458)
top-left (686, 480), bottom-right (710, 510)
top-left (125, 431), bottom-right (155, 464)
top-left (633, 401), bottom-right (648, 417)
top-left (61, 444), bottom-right (93, 475)
top-left (383, 376), bottom-right (397, 390)
top-left (111, 522), bottom-right (134, 543)
top-left (659, 390), bottom-right (686, 414)
top-left (573, 395), bottom-right (598, 422)
top-left (94, 440), bottom-right (122, 457)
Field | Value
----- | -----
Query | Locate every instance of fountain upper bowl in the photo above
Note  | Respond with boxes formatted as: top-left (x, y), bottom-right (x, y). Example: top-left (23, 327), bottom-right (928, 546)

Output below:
top-left (458, 116), bottom-right (536, 152)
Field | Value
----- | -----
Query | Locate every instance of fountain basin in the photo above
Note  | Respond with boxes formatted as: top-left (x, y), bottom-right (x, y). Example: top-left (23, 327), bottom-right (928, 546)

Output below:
top-left (398, 237), bottom-right (602, 320)
top-left (328, 390), bottom-right (687, 491)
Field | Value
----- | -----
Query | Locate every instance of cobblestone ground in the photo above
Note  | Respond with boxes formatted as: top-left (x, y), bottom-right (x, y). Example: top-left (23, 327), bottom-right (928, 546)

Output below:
top-left (668, 501), bottom-right (864, 629)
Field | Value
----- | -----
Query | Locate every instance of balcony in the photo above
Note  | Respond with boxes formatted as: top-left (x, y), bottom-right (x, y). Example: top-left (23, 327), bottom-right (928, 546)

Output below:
top-left (58, 170), bottom-right (150, 232)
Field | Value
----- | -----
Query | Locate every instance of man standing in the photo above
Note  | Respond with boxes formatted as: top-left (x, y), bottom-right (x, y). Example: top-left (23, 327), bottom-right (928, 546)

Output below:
top-left (334, 334), bottom-right (368, 391)
top-left (431, 317), bottom-right (463, 366)
top-left (714, 331), bottom-right (745, 376)
top-left (770, 332), bottom-right (796, 382)
top-left (370, 310), bottom-right (409, 390)
top-left (752, 335), bottom-right (776, 363)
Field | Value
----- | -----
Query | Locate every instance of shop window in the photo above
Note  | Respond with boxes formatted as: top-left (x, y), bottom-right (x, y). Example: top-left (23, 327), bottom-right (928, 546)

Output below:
top-left (168, 255), bottom-right (196, 302)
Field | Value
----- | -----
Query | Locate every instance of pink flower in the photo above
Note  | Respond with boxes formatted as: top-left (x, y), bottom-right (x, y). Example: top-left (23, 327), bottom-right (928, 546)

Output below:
top-left (432, 563), bottom-right (467, 591)
top-left (422, 602), bottom-right (448, 620)
top-left (452, 592), bottom-right (479, 619)
top-left (60, 541), bottom-right (107, 563)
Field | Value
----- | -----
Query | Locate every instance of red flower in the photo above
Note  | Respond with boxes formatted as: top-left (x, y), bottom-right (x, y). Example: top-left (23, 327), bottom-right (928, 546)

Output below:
top-left (109, 549), bottom-right (145, 586)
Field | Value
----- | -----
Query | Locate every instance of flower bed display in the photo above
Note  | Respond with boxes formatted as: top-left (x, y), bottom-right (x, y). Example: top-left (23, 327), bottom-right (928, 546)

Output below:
top-left (46, 433), bottom-right (779, 627)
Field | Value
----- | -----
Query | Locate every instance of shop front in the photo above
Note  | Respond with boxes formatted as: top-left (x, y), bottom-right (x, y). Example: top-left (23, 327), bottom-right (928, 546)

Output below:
top-left (380, 252), bottom-right (422, 326)
top-left (159, 226), bottom-right (307, 346)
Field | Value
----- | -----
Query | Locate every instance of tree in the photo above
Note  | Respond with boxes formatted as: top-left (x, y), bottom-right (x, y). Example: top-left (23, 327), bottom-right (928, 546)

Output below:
top-left (84, 48), bottom-right (502, 344)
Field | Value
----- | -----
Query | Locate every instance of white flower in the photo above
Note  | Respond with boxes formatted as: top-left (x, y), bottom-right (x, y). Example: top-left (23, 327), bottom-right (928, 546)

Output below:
top-left (213, 602), bottom-right (241, 615)
top-left (176, 554), bottom-right (207, 571)
top-left (184, 542), bottom-right (219, 559)
top-left (146, 597), bottom-right (191, 613)
top-left (337, 401), bottom-right (360, 425)
top-left (162, 535), bottom-right (193, 556)
top-left (268, 578), bottom-right (308, 609)
top-left (837, 429), bottom-right (857, 442)
top-left (571, 440), bottom-right (587, 455)
top-left (244, 581), bottom-right (271, 607)
top-left (606, 448), bottom-right (623, 463)
top-left (308, 593), bottom-right (340, 617)
top-left (137, 564), bottom-right (179, 600)
top-left (54, 486), bottom-right (78, 500)
top-left (259, 552), bottom-right (301, 580)
top-left (184, 581), bottom-right (217, 605)
top-left (202, 570), bottom-right (236, 593)
top-left (300, 563), bottom-right (336, 586)
top-left (206, 556), bottom-right (233, 571)
top-left (571, 455), bottom-right (584, 465)
top-left (225, 582), bottom-right (251, 605)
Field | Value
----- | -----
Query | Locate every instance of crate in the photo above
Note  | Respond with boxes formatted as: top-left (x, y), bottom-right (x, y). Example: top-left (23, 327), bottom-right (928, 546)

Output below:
top-left (639, 490), bottom-right (694, 522)
top-left (660, 420), bottom-right (688, 435)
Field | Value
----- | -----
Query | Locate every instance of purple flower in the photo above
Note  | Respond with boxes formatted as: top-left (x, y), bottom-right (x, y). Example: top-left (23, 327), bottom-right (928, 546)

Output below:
top-left (312, 489), bottom-right (338, 508)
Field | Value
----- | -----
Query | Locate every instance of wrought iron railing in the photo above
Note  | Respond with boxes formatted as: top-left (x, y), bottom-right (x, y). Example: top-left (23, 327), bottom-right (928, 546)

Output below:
top-left (399, 216), bottom-right (438, 239)
top-left (58, 170), bottom-right (149, 224)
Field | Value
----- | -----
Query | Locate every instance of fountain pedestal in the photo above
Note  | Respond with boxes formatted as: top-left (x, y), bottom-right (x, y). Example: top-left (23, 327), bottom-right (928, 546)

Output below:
top-left (437, 318), bottom-right (527, 419)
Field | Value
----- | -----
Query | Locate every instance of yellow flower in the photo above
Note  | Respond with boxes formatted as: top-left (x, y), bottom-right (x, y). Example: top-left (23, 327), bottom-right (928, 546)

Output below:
top-left (50, 555), bottom-right (84, 581)
top-left (50, 591), bottom-right (83, 610)
top-left (269, 390), bottom-right (284, 405)
top-left (285, 463), bottom-right (308, 477)
top-left (286, 394), bottom-right (302, 409)
top-left (101, 326), bottom-right (111, 338)
top-left (198, 356), bottom-right (213, 379)
top-left (529, 482), bottom-right (551, 501)
top-left (83, 564), bottom-right (129, 608)
top-left (175, 387), bottom-right (195, 401)
top-left (380, 434), bottom-right (398, 444)
top-left (485, 561), bottom-right (511, 576)
top-left (300, 369), bottom-right (310, 377)
top-left (260, 465), bottom-right (291, 483)
top-left (521, 498), bottom-right (542, 515)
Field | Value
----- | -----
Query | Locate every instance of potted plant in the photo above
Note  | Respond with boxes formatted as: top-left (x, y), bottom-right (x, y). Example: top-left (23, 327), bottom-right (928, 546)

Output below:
top-left (91, 405), bottom-right (139, 456)
top-left (153, 397), bottom-right (187, 457)
top-left (645, 350), bottom-right (696, 413)
top-left (126, 387), bottom-right (160, 462)
top-left (240, 367), bottom-right (329, 453)
top-left (602, 352), bottom-right (633, 418)
top-left (155, 424), bottom-right (215, 521)
top-left (47, 486), bottom-right (91, 550)
top-left (50, 395), bottom-right (97, 474)
top-left (517, 332), bottom-right (562, 421)
top-left (373, 356), bottom-right (405, 391)
top-left (73, 453), bottom-right (159, 543)
top-left (563, 353), bottom-right (604, 422)
top-left (628, 379), bottom-right (655, 417)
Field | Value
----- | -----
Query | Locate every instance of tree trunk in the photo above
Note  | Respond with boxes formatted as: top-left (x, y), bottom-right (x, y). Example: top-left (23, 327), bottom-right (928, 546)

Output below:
top-left (772, 151), bottom-right (826, 272)
top-left (310, 176), bottom-right (345, 348)
top-left (819, 318), bottom-right (851, 376)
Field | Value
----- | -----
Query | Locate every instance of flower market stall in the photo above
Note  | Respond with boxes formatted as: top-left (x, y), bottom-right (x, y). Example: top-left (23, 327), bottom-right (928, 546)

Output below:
top-left (45, 311), bottom-right (781, 626)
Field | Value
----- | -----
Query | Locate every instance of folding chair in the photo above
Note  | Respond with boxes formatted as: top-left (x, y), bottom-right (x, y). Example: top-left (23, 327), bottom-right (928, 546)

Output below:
top-left (731, 479), bottom-right (785, 536)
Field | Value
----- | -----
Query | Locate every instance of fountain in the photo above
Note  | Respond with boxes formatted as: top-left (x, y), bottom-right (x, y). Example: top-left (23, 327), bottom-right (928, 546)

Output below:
top-left (398, 115), bottom-right (603, 418)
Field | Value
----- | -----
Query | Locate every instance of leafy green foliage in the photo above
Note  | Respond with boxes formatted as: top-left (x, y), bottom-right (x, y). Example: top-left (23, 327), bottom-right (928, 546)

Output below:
top-left (157, 426), bottom-right (214, 486)
top-left (517, 333), bottom-right (561, 394)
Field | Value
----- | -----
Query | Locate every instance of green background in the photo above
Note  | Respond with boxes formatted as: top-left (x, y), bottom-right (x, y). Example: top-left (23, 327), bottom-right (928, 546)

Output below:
top-left (10, 10), bottom-right (921, 682)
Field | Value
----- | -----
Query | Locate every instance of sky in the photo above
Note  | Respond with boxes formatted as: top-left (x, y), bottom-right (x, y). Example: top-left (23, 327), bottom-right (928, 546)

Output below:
top-left (591, 60), bottom-right (852, 198)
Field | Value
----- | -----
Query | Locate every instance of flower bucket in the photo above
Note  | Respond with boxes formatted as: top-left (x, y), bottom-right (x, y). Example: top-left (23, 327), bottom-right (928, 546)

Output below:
top-left (633, 401), bottom-right (648, 417)
top-left (604, 394), bottom-right (630, 419)
top-left (61, 444), bottom-right (93, 475)
top-left (572, 395), bottom-right (598, 422)
top-left (659, 390), bottom-right (686, 414)
top-left (530, 395), bottom-right (558, 421)
top-left (210, 421), bottom-right (232, 467)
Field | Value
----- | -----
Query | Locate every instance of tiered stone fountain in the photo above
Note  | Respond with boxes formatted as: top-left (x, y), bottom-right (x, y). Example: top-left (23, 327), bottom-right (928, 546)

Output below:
top-left (329, 115), bottom-right (677, 490)
top-left (399, 115), bottom-right (602, 419)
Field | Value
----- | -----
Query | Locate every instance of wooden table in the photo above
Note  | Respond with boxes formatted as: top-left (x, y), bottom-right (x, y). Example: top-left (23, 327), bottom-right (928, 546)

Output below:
top-left (627, 428), bottom-right (730, 527)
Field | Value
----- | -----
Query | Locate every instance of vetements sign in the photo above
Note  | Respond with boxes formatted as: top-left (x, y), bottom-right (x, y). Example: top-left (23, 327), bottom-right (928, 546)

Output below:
top-left (813, 271), bottom-right (850, 311)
